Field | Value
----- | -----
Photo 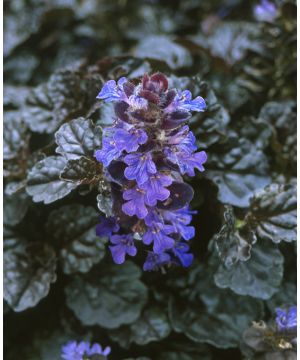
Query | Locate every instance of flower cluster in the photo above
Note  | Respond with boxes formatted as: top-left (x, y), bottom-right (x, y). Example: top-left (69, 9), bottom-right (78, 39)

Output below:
top-left (61, 340), bottom-right (111, 360)
top-left (275, 306), bottom-right (297, 332)
top-left (95, 73), bottom-right (207, 271)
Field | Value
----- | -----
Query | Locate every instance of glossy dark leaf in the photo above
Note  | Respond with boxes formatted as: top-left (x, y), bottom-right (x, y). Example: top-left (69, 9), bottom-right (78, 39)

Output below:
top-left (46, 205), bottom-right (107, 274)
top-left (247, 183), bottom-right (296, 243)
top-left (23, 69), bottom-right (99, 134)
top-left (60, 156), bottom-right (102, 185)
top-left (4, 191), bottom-right (30, 226)
top-left (135, 35), bottom-right (192, 69)
top-left (65, 261), bottom-right (148, 329)
top-left (169, 266), bottom-right (261, 349)
top-left (214, 241), bottom-right (284, 300)
top-left (26, 156), bottom-right (77, 204)
top-left (211, 205), bottom-right (257, 268)
top-left (4, 236), bottom-right (57, 312)
top-left (55, 117), bottom-right (102, 160)
top-left (110, 306), bottom-right (171, 348)
top-left (206, 138), bottom-right (271, 207)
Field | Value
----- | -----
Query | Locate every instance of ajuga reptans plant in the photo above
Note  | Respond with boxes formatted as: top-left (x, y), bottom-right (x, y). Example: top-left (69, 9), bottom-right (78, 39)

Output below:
top-left (95, 73), bottom-right (207, 271)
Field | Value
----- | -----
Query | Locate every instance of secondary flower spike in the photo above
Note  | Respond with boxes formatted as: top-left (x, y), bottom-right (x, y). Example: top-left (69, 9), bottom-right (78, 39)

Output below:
top-left (61, 340), bottom-right (111, 360)
top-left (95, 72), bottom-right (207, 271)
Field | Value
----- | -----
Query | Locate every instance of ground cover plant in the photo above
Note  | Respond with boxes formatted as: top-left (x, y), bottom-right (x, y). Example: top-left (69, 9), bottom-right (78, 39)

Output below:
top-left (3, 0), bottom-right (297, 359)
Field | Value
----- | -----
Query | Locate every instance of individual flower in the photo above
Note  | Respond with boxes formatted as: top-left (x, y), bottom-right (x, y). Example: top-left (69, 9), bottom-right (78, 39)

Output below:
top-left (124, 152), bottom-right (157, 185)
top-left (114, 127), bottom-right (148, 153)
top-left (109, 234), bottom-right (137, 264)
top-left (61, 340), bottom-right (111, 360)
top-left (95, 137), bottom-right (122, 167)
top-left (96, 77), bottom-right (127, 102)
top-left (162, 206), bottom-right (196, 240)
top-left (95, 72), bottom-right (207, 270)
top-left (122, 186), bottom-right (148, 219)
top-left (164, 147), bottom-right (207, 176)
top-left (254, 0), bottom-right (277, 22)
top-left (143, 221), bottom-right (175, 253)
top-left (172, 242), bottom-right (194, 267)
top-left (96, 217), bottom-right (120, 237)
top-left (275, 306), bottom-right (297, 331)
top-left (140, 173), bottom-right (173, 206)
top-left (143, 251), bottom-right (171, 271)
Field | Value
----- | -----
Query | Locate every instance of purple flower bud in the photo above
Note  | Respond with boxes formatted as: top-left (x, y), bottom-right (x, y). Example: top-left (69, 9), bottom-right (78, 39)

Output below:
top-left (254, 0), bottom-right (277, 22)
top-left (109, 234), bottom-right (137, 264)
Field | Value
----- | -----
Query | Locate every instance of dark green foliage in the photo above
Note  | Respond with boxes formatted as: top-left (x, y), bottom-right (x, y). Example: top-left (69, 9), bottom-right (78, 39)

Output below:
top-left (4, 0), bottom-right (296, 359)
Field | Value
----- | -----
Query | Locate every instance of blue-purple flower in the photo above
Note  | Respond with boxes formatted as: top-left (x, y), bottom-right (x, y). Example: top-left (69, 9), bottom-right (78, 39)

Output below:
top-left (95, 72), bottom-right (207, 270)
top-left (96, 217), bottom-right (120, 237)
top-left (122, 186), bottom-right (148, 219)
top-left (124, 152), bottom-right (157, 185)
top-left (109, 234), bottom-right (137, 264)
top-left (254, 0), bottom-right (277, 22)
top-left (275, 306), bottom-right (297, 331)
top-left (61, 340), bottom-right (111, 360)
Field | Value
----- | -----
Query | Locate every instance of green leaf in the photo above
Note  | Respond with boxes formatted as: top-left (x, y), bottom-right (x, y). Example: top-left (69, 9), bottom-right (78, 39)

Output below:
top-left (23, 69), bottom-right (97, 134)
top-left (168, 263), bottom-right (263, 348)
top-left (190, 82), bottom-right (230, 149)
top-left (60, 156), bottom-right (102, 185)
top-left (211, 205), bottom-right (257, 268)
top-left (4, 191), bottom-right (30, 226)
top-left (214, 241), bottom-right (284, 300)
top-left (247, 183), bottom-right (296, 243)
top-left (4, 236), bottom-right (57, 312)
top-left (135, 35), bottom-right (192, 69)
top-left (65, 261), bottom-right (148, 329)
top-left (110, 306), bottom-right (171, 348)
top-left (26, 156), bottom-right (77, 204)
top-left (46, 204), bottom-right (107, 274)
top-left (55, 117), bottom-right (102, 160)
top-left (206, 137), bottom-right (271, 207)
top-left (267, 282), bottom-right (296, 313)
top-left (4, 111), bottom-right (29, 161)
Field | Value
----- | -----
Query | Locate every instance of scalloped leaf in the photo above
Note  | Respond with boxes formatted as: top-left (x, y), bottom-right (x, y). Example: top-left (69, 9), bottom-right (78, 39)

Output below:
top-left (46, 204), bottom-right (107, 274)
top-left (214, 241), bottom-right (284, 300)
top-left (26, 156), bottom-right (77, 204)
top-left (65, 261), bottom-right (148, 329)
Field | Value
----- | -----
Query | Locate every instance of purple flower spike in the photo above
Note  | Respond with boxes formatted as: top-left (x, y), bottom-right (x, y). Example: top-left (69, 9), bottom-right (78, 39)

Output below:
top-left (275, 306), bottom-right (297, 331)
top-left (143, 222), bottom-right (175, 253)
top-left (173, 242), bottom-right (194, 267)
top-left (122, 187), bottom-right (148, 219)
top-left (114, 128), bottom-right (148, 153)
top-left (96, 217), bottom-right (120, 237)
top-left (141, 173), bottom-right (173, 206)
top-left (97, 77), bottom-right (127, 102)
top-left (124, 152), bottom-right (157, 185)
top-left (109, 234), bottom-right (137, 264)
top-left (143, 251), bottom-right (171, 271)
top-left (95, 72), bottom-right (207, 269)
